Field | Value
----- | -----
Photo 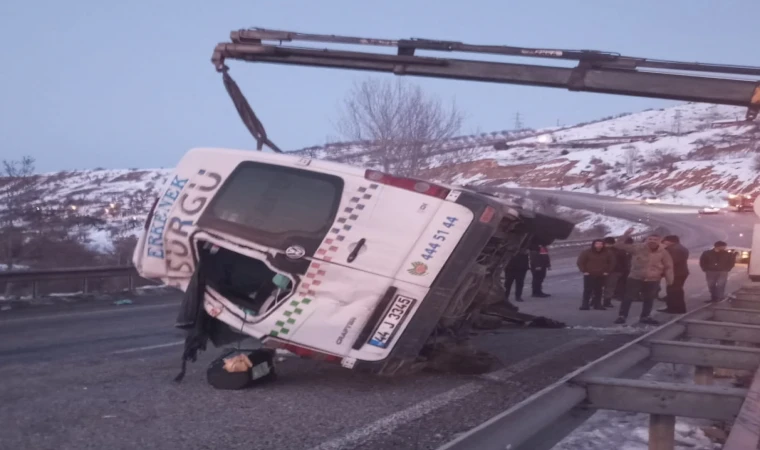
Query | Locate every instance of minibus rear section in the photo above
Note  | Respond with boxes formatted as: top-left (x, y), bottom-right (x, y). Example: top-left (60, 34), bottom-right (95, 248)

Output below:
top-left (353, 190), bottom-right (503, 375)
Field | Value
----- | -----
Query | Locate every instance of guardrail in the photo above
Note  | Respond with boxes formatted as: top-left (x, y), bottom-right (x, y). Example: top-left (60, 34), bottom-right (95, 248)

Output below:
top-left (552, 228), bottom-right (657, 250)
top-left (553, 232), bottom-right (648, 249)
top-left (438, 283), bottom-right (760, 450)
top-left (0, 266), bottom-right (154, 298)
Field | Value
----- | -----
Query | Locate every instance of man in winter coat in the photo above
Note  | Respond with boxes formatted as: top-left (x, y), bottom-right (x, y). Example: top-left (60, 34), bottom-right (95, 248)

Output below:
top-left (530, 245), bottom-right (551, 298)
top-left (602, 237), bottom-right (628, 307)
top-left (577, 240), bottom-right (616, 310)
top-left (700, 241), bottom-right (735, 302)
top-left (660, 235), bottom-right (690, 314)
top-left (504, 249), bottom-right (530, 303)
top-left (613, 229), bottom-right (674, 325)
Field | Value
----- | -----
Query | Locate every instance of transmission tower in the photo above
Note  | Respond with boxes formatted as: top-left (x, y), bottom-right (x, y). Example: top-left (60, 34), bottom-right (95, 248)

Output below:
top-left (514, 112), bottom-right (524, 131)
top-left (672, 109), bottom-right (683, 136)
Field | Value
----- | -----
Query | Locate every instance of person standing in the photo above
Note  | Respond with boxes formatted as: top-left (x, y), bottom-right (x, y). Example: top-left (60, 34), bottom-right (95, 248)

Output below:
top-left (614, 236), bottom-right (634, 300)
top-left (504, 249), bottom-right (530, 303)
top-left (602, 237), bottom-right (627, 307)
top-left (700, 241), bottom-right (735, 303)
top-left (660, 235), bottom-right (690, 314)
top-left (577, 239), bottom-right (616, 310)
top-left (530, 245), bottom-right (552, 298)
top-left (613, 230), bottom-right (674, 325)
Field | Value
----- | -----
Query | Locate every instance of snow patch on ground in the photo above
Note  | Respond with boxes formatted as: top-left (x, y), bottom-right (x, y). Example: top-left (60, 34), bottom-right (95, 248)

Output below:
top-left (552, 363), bottom-right (723, 450)
top-left (449, 172), bottom-right (487, 185)
top-left (86, 228), bottom-right (115, 253)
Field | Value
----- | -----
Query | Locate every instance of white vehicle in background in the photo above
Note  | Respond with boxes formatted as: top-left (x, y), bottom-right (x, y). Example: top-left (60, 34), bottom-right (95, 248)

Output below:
top-left (133, 148), bottom-right (574, 384)
top-left (642, 197), bottom-right (661, 205)
top-left (698, 206), bottom-right (721, 215)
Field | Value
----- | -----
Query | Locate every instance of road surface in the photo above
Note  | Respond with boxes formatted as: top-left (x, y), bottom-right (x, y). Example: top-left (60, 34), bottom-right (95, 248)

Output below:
top-left (0, 192), bottom-right (754, 450)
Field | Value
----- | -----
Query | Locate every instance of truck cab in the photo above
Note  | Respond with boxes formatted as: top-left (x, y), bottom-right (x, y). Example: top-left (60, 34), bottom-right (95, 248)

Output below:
top-left (728, 194), bottom-right (755, 212)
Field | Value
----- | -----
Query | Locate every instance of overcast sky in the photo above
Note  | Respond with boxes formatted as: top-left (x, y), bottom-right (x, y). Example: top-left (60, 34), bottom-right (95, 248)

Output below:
top-left (1, 0), bottom-right (758, 172)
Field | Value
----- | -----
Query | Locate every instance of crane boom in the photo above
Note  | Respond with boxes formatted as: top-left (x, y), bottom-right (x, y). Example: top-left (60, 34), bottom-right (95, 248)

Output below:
top-left (210, 27), bottom-right (760, 151)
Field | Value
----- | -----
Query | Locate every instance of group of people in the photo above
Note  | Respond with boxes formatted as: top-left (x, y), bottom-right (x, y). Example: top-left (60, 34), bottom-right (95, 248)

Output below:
top-left (574, 228), bottom-right (736, 325)
top-left (503, 228), bottom-right (738, 326)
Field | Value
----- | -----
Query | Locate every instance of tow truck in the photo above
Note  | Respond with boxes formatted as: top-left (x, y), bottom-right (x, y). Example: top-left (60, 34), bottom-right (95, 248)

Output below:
top-left (137, 28), bottom-right (760, 384)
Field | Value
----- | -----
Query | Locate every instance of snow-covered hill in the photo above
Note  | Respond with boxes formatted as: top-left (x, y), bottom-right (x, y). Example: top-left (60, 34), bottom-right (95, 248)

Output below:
top-left (0, 102), bottom-right (755, 257)
top-left (300, 103), bottom-right (760, 206)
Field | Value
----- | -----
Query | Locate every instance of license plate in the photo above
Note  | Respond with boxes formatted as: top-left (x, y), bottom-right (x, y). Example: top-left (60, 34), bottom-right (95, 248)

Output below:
top-left (368, 294), bottom-right (417, 348)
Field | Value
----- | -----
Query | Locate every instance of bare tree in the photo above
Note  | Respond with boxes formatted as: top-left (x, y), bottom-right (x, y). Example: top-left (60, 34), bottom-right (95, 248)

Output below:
top-left (335, 78), bottom-right (464, 176)
top-left (623, 146), bottom-right (639, 176)
top-left (641, 149), bottom-right (681, 171)
top-left (0, 156), bottom-right (36, 271)
top-left (607, 178), bottom-right (626, 195)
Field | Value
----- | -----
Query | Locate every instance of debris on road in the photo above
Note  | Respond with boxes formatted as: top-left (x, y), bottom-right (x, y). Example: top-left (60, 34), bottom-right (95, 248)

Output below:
top-left (206, 348), bottom-right (277, 391)
top-left (113, 299), bottom-right (133, 306)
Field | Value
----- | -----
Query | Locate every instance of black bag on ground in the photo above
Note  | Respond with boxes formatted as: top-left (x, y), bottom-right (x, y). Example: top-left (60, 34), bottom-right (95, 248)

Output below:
top-left (206, 348), bottom-right (277, 390)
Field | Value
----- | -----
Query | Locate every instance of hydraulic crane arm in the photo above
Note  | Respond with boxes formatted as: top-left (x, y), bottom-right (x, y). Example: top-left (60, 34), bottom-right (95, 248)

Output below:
top-left (211, 27), bottom-right (760, 152)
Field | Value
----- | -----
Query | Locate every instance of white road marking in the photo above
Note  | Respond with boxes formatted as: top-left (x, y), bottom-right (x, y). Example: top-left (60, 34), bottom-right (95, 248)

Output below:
top-left (111, 340), bottom-right (185, 354)
top-left (0, 302), bottom-right (177, 325)
top-left (308, 336), bottom-right (596, 450)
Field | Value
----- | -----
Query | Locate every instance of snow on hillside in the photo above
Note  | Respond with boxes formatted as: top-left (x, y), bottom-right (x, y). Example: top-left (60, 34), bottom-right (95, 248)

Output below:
top-left (0, 168), bottom-right (173, 253)
top-left (438, 104), bottom-right (759, 206)
top-left (0, 102), bottom-right (755, 256)
top-left (305, 103), bottom-right (759, 207)
top-left (510, 197), bottom-right (649, 239)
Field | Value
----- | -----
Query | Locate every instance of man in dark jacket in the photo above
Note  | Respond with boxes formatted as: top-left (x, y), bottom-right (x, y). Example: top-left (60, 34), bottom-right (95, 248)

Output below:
top-left (660, 235), bottom-right (690, 314)
top-left (700, 241), bottom-right (735, 302)
top-left (530, 245), bottom-right (551, 298)
top-left (577, 239), bottom-right (616, 310)
top-left (614, 236), bottom-right (634, 300)
top-left (603, 237), bottom-right (627, 307)
top-left (504, 249), bottom-right (530, 303)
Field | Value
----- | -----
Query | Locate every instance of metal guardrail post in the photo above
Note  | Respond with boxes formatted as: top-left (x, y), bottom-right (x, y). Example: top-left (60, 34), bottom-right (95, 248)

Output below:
top-left (128, 273), bottom-right (135, 292)
top-left (694, 366), bottom-right (714, 385)
top-left (31, 281), bottom-right (39, 299)
top-left (649, 414), bottom-right (675, 450)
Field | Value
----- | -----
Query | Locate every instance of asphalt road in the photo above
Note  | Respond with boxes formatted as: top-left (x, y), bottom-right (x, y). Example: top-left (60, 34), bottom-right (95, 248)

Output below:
top-left (0, 192), bottom-right (755, 450)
